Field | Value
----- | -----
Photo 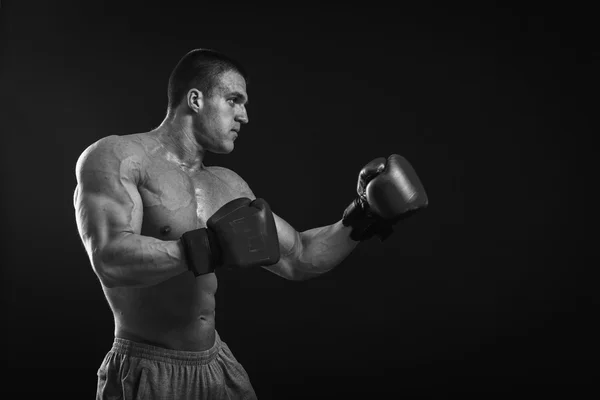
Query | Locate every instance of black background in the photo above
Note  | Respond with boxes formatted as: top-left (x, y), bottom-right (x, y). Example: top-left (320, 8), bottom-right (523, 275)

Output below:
top-left (1, 1), bottom-right (597, 398)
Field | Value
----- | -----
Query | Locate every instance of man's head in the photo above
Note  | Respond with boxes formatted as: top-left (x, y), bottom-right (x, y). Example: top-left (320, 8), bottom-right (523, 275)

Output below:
top-left (167, 49), bottom-right (249, 154)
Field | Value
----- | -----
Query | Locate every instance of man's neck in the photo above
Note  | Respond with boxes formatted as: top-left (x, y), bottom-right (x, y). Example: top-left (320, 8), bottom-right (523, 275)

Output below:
top-left (153, 116), bottom-right (205, 171)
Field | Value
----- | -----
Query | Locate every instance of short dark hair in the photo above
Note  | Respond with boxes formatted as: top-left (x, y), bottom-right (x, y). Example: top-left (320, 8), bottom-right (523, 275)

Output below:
top-left (166, 48), bottom-right (248, 114)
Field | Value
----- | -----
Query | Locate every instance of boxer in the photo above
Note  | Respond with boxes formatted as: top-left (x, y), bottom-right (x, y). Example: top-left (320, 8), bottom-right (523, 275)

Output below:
top-left (73, 48), bottom-right (428, 400)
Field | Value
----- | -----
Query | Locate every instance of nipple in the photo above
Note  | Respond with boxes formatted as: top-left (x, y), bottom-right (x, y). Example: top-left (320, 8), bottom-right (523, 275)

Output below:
top-left (160, 226), bottom-right (172, 236)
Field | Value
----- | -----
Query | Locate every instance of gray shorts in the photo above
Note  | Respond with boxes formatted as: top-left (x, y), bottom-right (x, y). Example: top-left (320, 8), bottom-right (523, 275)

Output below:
top-left (96, 331), bottom-right (257, 399)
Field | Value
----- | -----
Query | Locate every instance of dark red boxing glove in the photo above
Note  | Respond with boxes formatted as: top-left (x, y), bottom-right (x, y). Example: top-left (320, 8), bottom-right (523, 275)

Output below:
top-left (181, 197), bottom-right (281, 276)
top-left (342, 154), bottom-right (428, 241)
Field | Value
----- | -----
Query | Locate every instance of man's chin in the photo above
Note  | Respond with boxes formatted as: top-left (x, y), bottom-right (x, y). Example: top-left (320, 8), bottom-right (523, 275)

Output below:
top-left (209, 144), bottom-right (234, 155)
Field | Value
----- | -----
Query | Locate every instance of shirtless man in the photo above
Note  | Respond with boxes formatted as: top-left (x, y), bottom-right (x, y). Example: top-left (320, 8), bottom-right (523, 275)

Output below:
top-left (74, 49), bottom-right (428, 399)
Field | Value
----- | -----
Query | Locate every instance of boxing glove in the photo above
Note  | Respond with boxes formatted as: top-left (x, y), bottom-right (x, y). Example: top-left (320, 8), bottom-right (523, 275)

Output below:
top-left (342, 154), bottom-right (428, 241)
top-left (180, 197), bottom-right (281, 276)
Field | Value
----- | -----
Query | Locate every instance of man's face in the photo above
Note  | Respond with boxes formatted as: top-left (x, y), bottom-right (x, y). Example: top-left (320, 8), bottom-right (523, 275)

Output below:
top-left (195, 70), bottom-right (249, 154)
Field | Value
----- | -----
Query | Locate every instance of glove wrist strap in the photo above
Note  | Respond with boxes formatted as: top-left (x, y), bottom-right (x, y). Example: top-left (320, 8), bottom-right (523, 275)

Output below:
top-left (342, 197), bottom-right (396, 242)
top-left (180, 228), bottom-right (221, 277)
top-left (342, 197), bottom-right (374, 241)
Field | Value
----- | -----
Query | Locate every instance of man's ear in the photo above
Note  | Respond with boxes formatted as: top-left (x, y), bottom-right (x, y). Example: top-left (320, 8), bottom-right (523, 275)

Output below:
top-left (187, 88), bottom-right (203, 113)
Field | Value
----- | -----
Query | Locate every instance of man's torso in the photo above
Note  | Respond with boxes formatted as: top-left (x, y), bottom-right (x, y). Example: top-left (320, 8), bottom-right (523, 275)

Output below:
top-left (104, 132), bottom-right (250, 351)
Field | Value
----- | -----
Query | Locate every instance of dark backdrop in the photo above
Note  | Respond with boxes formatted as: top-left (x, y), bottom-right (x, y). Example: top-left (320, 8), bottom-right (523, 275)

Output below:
top-left (1, 1), bottom-right (596, 398)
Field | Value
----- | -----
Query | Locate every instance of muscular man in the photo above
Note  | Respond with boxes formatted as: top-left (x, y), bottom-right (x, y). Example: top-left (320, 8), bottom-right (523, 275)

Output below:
top-left (73, 49), bottom-right (428, 399)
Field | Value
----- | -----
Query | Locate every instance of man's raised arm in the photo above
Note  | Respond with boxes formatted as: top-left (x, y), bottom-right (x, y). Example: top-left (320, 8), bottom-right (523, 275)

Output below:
top-left (257, 213), bottom-right (356, 281)
top-left (261, 154), bottom-right (429, 281)
top-left (74, 136), bottom-right (188, 288)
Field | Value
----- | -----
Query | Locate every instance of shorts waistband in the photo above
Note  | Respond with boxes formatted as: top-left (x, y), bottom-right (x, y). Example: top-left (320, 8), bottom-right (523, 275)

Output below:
top-left (110, 331), bottom-right (222, 366)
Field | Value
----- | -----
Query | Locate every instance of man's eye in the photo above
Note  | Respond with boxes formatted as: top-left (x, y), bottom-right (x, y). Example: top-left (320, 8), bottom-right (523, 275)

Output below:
top-left (227, 99), bottom-right (236, 105)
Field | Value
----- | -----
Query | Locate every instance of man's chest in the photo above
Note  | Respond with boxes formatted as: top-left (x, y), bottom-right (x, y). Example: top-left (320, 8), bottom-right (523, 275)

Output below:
top-left (137, 166), bottom-right (245, 239)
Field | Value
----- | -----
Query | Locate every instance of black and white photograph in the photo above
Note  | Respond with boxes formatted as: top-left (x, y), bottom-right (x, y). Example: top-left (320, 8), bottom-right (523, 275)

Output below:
top-left (1, 1), bottom-right (596, 398)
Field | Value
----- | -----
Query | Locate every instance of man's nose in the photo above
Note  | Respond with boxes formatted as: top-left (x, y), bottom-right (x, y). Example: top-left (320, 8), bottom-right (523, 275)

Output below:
top-left (236, 106), bottom-right (249, 124)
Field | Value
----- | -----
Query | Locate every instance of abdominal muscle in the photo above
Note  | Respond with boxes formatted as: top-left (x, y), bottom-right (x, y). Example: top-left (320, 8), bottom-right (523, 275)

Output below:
top-left (106, 270), bottom-right (219, 351)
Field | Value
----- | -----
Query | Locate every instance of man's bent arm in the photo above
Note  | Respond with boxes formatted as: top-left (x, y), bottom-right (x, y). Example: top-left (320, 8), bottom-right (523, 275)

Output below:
top-left (224, 170), bottom-right (359, 281)
top-left (74, 136), bottom-right (189, 289)
top-left (294, 220), bottom-right (359, 278)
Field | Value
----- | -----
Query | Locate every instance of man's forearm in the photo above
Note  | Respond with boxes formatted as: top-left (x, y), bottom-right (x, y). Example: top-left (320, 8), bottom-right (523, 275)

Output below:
top-left (295, 220), bottom-right (359, 277)
top-left (96, 233), bottom-right (188, 288)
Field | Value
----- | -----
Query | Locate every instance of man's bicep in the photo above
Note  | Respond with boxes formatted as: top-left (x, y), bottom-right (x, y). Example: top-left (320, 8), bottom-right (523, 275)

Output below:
top-left (259, 211), bottom-right (308, 280)
top-left (224, 168), bottom-right (305, 279)
top-left (272, 212), bottom-right (301, 259)
top-left (232, 176), bottom-right (300, 259)
top-left (76, 187), bottom-right (143, 246)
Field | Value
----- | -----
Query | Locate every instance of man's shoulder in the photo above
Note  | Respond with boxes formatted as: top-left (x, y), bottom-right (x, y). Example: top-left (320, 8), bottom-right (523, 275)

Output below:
top-left (206, 165), bottom-right (238, 179)
top-left (206, 165), bottom-right (246, 185)
top-left (82, 133), bottom-right (148, 156)
top-left (75, 134), bottom-right (148, 177)
top-left (206, 166), bottom-right (255, 198)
